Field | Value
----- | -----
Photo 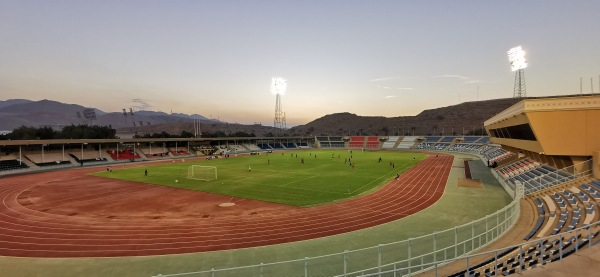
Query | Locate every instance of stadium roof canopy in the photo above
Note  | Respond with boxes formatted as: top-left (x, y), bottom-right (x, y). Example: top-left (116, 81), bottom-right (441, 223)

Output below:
top-left (484, 95), bottom-right (600, 158)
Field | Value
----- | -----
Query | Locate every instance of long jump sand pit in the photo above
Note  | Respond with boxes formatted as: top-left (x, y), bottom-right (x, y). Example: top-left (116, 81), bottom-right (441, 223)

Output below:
top-left (457, 178), bottom-right (484, 188)
top-left (0, 154), bottom-right (453, 258)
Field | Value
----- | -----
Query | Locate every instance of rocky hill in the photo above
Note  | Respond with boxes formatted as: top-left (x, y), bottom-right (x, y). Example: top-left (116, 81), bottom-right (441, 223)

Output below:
top-left (287, 98), bottom-right (521, 136)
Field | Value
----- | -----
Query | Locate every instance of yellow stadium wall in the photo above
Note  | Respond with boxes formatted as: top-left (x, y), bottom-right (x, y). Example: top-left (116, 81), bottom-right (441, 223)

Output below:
top-left (594, 151), bottom-right (600, 179)
top-left (527, 109), bottom-right (600, 156)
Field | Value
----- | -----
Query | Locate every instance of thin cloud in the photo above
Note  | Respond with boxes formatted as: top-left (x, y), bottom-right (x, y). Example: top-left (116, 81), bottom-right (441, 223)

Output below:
top-left (437, 74), bottom-right (469, 80)
top-left (384, 95), bottom-right (397, 99)
top-left (369, 76), bottom-right (398, 82)
top-left (437, 74), bottom-right (482, 84)
top-left (378, 86), bottom-right (413, 90)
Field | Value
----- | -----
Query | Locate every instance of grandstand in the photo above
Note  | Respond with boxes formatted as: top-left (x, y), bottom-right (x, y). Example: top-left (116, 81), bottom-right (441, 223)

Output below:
top-left (315, 136), bottom-right (345, 148)
top-left (168, 147), bottom-right (190, 156)
top-left (68, 150), bottom-right (107, 163)
top-left (365, 136), bottom-right (379, 148)
top-left (107, 149), bottom-right (141, 161)
top-left (414, 136), bottom-right (459, 151)
top-left (446, 177), bottom-right (600, 277)
top-left (396, 136), bottom-right (419, 149)
top-left (0, 157), bottom-right (28, 172)
top-left (381, 136), bottom-right (400, 149)
top-left (348, 136), bottom-right (365, 148)
top-left (439, 95), bottom-right (600, 276)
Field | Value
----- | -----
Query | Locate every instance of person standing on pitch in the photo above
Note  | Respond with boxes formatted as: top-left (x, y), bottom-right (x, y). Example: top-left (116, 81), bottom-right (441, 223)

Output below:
top-left (144, 169), bottom-right (148, 176)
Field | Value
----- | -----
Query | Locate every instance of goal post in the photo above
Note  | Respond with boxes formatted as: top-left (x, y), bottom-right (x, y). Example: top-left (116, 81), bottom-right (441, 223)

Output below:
top-left (187, 165), bottom-right (217, 181)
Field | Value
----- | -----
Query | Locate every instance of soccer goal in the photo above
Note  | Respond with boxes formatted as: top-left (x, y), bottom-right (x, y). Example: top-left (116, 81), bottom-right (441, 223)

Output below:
top-left (187, 165), bottom-right (217, 181)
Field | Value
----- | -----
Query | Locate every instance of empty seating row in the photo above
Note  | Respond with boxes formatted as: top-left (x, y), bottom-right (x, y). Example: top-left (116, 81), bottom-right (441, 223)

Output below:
top-left (365, 136), bottom-right (379, 148)
top-left (381, 136), bottom-right (400, 149)
top-left (507, 165), bottom-right (574, 193)
top-left (257, 143), bottom-right (272, 150)
top-left (424, 136), bottom-right (441, 142)
top-left (396, 136), bottom-right (419, 149)
top-left (581, 184), bottom-right (600, 199)
top-left (447, 143), bottom-right (484, 152)
top-left (464, 232), bottom-right (597, 276)
top-left (462, 136), bottom-right (483, 143)
top-left (533, 198), bottom-right (545, 215)
top-left (68, 153), bottom-right (107, 163)
top-left (476, 137), bottom-right (490, 143)
top-left (524, 217), bottom-right (545, 240)
top-left (439, 136), bottom-right (456, 143)
top-left (107, 150), bottom-right (141, 160)
top-left (497, 159), bottom-right (538, 179)
top-left (552, 193), bottom-right (567, 209)
top-left (551, 210), bottom-right (568, 235)
top-left (169, 148), bottom-right (190, 156)
top-left (0, 159), bottom-right (29, 171)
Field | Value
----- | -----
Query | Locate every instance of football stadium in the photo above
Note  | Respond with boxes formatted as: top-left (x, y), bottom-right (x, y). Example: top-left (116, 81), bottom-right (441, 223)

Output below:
top-left (1, 94), bottom-right (599, 277)
top-left (2, 2), bottom-right (600, 277)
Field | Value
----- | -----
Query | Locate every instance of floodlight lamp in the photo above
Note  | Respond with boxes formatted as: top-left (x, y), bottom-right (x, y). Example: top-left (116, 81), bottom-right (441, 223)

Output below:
top-left (271, 77), bottom-right (287, 95)
top-left (507, 46), bottom-right (527, 71)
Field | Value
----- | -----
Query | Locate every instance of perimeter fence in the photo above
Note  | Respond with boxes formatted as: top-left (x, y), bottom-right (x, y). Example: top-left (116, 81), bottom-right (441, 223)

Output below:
top-left (358, 220), bottom-right (600, 277)
top-left (153, 185), bottom-right (524, 277)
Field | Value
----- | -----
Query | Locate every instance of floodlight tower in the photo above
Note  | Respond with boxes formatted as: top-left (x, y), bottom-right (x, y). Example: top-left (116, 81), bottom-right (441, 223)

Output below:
top-left (508, 46), bottom-right (527, 98)
top-left (271, 77), bottom-right (287, 135)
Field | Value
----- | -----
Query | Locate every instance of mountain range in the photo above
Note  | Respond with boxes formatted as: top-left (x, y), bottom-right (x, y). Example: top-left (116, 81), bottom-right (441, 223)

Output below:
top-left (0, 99), bottom-right (218, 131)
top-left (0, 97), bottom-right (523, 137)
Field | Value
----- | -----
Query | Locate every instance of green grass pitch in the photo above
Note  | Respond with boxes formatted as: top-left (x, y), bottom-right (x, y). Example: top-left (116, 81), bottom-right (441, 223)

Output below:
top-left (93, 150), bottom-right (426, 206)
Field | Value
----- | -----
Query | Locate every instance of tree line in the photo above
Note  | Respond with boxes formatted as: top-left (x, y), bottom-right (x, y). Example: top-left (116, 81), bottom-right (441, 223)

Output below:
top-left (0, 125), bottom-right (117, 140)
top-left (0, 126), bottom-right (258, 141)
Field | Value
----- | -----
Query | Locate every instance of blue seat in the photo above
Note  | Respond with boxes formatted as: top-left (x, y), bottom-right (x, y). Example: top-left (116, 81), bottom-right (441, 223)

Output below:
top-left (524, 217), bottom-right (545, 240)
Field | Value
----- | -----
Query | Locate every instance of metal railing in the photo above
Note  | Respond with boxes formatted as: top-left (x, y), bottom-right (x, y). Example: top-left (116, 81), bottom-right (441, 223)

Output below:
top-left (153, 185), bottom-right (524, 277)
top-left (357, 220), bottom-right (600, 277)
top-left (507, 159), bottom-right (594, 195)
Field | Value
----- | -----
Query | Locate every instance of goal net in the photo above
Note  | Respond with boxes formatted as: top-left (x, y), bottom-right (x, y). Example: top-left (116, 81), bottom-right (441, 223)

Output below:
top-left (187, 165), bottom-right (217, 181)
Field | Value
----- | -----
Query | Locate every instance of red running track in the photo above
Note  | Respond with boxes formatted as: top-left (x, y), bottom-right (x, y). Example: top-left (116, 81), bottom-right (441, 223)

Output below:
top-left (0, 154), bottom-right (453, 257)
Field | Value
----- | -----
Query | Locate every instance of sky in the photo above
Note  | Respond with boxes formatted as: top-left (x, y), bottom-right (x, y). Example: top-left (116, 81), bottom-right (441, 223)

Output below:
top-left (1, 1), bottom-right (599, 126)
